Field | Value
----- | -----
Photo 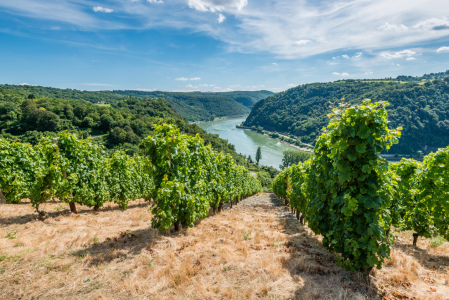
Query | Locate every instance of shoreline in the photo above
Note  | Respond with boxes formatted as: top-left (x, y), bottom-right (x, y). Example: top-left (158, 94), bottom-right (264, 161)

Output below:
top-left (190, 114), bottom-right (248, 125)
top-left (236, 124), bottom-right (314, 153)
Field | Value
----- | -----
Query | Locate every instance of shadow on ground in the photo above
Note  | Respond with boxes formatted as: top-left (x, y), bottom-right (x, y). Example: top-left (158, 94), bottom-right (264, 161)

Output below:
top-left (265, 193), bottom-right (379, 299)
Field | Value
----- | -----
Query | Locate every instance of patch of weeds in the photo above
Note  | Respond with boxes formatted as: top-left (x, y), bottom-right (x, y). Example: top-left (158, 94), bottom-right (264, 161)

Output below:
top-left (174, 275), bottom-right (181, 285)
top-left (0, 269), bottom-right (5, 275)
top-left (109, 243), bottom-right (114, 248)
top-left (78, 249), bottom-right (88, 259)
top-left (139, 214), bottom-right (143, 219)
top-left (147, 258), bottom-right (154, 267)
top-left (242, 230), bottom-right (252, 240)
top-left (93, 236), bottom-right (99, 243)
top-left (13, 243), bottom-right (23, 247)
top-left (430, 235), bottom-right (446, 247)
top-left (6, 230), bottom-right (18, 239)
top-left (54, 204), bottom-right (67, 211)
top-left (83, 278), bottom-right (90, 283)
top-left (0, 255), bottom-right (7, 262)
top-left (271, 241), bottom-right (283, 248)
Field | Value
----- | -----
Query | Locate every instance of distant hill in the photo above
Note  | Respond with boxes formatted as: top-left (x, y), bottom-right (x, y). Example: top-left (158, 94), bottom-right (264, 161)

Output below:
top-left (244, 72), bottom-right (449, 154)
top-left (111, 90), bottom-right (274, 121)
top-left (0, 85), bottom-right (273, 122)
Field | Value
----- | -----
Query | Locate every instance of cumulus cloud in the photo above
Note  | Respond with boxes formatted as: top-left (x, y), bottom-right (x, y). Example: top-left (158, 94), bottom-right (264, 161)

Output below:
top-left (342, 54), bottom-right (349, 59)
top-left (379, 49), bottom-right (416, 59)
top-left (413, 17), bottom-right (449, 31)
top-left (294, 40), bottom-right (312, 46)
top-left (176, 77), bottom-right (201, 81)
top-left (379, 22), bottom-right (408, 31)
top-left (131, 88), bottom-right (156, 91)
top-left (406, 57), bottom-right (416, 60)
top-left (187, 0), bottom-right (247, 12)
top-left (92, 6), bottom-right (114, 13)
top-left (148, 0), bottom-right (164, 3)
top-left (217, 13), bottom-right (226, 23)
top-left (332, 72), bottom-right (350, 76)
top-left (436, 46), bottom-right (449, 53)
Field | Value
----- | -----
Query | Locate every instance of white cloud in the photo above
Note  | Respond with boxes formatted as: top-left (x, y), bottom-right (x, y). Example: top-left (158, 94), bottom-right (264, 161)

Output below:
top-left (148, 0), bottom-right (164, 3)
top-left (294, 40), bottom-right (312, 46)
top-left (186, 84), bottom-right (198, 88)
top-left (379, 22), bottom-right (408, 31)
top-left (364, 71), bottom-right (373, 75)
top-left (272, 62), bottom-right (278, 66)
top-left (380, 49), bottom-right (416, 59)
top-left (436, 46), bottom-right (449, 53)
top-left (332, 72), bottom-right (350, 76)
top-left (413, 17), bottom-right (449, 31)
top-left (175, 77), bottom-right (201, 81)
top-left (3, 0), bottom-right (449, 60)
top-left (218, 13), bottom-right (226, 23)
top-left (19, 82), bottom-right (31, 86)
top-left (342, 54), bottom-right (349, 59)
top-left (353, 52), bottom-right (362, 59)
top-left (93, 6), bottom-right (114, 13)
top-left (187, 0), bottom-right (247, 12)
top-left (406, 57), bottom-right (416, 61)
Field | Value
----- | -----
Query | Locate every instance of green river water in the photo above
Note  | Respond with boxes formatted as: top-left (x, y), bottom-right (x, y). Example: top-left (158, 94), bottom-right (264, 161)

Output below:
top-left (198, 117), bottom-right (297, 169)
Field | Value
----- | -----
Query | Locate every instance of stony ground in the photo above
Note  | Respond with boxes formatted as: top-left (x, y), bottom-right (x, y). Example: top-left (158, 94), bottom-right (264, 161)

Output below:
top-left (1, 193), bottom-right (449, 299)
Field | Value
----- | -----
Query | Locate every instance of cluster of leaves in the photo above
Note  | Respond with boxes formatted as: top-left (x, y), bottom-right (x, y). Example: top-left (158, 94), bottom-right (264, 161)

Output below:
top-left (273, 100), bottom-right (402, 272)
top-left (142, 124), bottom-right (262, 231)
top-left (244, 74), bottom-right (449, 154)
top-left (0, 132), bottom-right (153, 212)
top-left (280, 149), bottom-right (311, 170)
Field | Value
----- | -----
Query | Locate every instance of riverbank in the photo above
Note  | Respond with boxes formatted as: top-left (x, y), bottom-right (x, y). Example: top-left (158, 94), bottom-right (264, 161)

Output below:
top-left (190, 114), bottom-right (249, 125)
top-left (236, 124), bottom-right (313, 153)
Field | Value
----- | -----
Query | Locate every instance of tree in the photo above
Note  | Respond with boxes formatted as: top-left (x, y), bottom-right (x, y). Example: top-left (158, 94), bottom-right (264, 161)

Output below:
top-left (280, 149), bottom-right (311, 170)
top-left (255, 146), bottom-right (262, 164)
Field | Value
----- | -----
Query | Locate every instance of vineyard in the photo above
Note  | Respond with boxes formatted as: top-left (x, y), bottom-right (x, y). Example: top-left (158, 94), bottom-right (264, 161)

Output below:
top-left (273, 100), bottom-right (449, 273)
top-left (1, 101), bottom-right (449, 299)
top-left (0, 123), bottom-right (261, 231)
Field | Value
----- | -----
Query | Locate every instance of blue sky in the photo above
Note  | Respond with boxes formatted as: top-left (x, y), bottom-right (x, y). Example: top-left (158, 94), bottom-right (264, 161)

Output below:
top-left (1, 0), bottom-right (449, 92)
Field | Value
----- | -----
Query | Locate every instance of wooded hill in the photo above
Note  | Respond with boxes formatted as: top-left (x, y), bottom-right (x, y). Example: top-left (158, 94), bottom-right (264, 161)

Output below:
top-left (0, 86), bottom-right (248, 165)
top-left (0, 85), bottom-right (273, 122)
top-left (244, 71), bottom-right (449, 154)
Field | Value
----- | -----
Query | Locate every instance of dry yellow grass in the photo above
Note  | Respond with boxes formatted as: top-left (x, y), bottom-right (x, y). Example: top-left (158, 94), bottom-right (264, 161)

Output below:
top-left (0, 194), bottom-right (448, 299)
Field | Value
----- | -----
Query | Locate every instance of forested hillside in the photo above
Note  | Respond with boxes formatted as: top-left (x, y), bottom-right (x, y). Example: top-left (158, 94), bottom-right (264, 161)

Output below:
top-left (112, 90), bottom-right (273, 121)
top-left (245, 74), bottom-right (449, 154)
top-left (0, 86), bottom-right (247, 164)
top-left (0, 85), bottom-right (273, 122)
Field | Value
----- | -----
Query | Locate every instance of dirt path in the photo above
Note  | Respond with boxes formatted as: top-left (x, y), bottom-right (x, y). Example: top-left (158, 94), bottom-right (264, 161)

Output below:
top-left (1, 193), bottom-right (448, 299)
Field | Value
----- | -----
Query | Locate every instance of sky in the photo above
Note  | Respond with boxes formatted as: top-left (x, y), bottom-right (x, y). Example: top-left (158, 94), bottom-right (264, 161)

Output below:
top-left (1, 0), bottom-right (449, 93)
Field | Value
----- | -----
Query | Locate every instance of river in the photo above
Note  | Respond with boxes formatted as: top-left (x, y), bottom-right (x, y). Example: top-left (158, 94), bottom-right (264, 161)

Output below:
top-left (198, 117), bottom-right (297, 169)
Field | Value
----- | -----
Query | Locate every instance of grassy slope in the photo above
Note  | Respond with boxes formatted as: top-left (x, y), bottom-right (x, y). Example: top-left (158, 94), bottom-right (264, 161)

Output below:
top-left (1, 194), bottom-right (448, 299)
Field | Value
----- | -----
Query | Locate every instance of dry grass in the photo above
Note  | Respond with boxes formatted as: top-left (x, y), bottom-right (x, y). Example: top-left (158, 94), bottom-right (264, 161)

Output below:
top-left (0, 195), bottom-right (448, 299)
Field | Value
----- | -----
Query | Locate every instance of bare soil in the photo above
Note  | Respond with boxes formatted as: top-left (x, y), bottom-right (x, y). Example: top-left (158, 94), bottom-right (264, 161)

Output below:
top-left (1, 193), bottom-right (448, 299)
